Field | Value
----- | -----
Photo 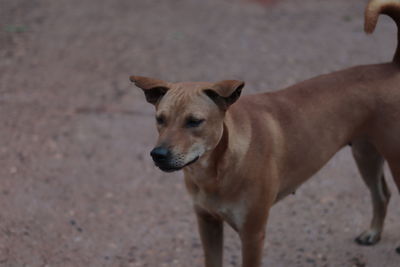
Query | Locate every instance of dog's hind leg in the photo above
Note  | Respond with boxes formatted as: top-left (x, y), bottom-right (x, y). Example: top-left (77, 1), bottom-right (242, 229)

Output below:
top-left (351, 140), bottom-right (391, 246)
top-left (387, 158), bottom-right (400, 194)
top-left (386, 159), bottom-right (400, 254)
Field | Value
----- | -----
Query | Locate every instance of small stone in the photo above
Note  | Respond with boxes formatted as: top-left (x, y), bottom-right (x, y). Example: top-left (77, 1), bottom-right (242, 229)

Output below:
top-left (9, 166), bottom-right (17, 174)
top-left (350, 257), bottom-right (366, 267)
top-left (108, 243), bottom-right (117, 249)
top-left (306, 258), bottom-right (315, 264)
top-left (396, 247), bottom-right (400, 254)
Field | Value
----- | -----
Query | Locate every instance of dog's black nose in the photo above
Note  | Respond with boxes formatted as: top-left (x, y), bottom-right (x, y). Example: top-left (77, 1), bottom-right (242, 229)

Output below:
top-left (150, 147), bottom-right (170, 162)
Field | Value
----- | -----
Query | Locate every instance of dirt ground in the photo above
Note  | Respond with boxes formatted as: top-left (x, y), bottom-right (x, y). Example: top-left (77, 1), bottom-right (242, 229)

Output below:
top-left (1, 0), bottom-right (400, 266)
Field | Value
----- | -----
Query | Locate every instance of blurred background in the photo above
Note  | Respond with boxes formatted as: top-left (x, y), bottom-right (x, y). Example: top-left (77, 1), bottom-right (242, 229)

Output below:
top-left (1, 0), bottom-right (399, 266)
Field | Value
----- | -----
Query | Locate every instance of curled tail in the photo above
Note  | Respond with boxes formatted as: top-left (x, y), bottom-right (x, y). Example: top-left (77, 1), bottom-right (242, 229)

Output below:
top-left (365, 0), bottom-right (400, 63)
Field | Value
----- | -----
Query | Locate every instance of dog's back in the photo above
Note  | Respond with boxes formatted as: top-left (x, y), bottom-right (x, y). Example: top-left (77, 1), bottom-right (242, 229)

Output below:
top-left (225, 0), bottom-right (400, 200)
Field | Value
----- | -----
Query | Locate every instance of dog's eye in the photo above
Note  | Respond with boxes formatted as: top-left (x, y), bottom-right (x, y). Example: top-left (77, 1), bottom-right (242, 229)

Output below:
top-left (156, 116), bottom-right (165, 125)
top-left (185, 118), bottom-right (204, 128)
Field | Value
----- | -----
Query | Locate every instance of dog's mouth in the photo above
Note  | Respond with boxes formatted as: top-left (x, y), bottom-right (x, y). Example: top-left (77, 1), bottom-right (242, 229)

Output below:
top-left (156, 156), bottom-right (200, 172)
top-left (183, 156), bottom-right (200, 168)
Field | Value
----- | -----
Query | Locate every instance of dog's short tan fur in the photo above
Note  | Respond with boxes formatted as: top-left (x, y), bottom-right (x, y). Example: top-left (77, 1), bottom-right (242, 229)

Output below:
top-left (131, 1), bottom-right (400, 266)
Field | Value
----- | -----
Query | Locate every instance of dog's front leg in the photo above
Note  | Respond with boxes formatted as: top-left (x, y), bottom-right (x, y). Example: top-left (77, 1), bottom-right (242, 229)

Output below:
top-left (239, 208), bottom-right (270, 267)
top-left (240, 232), bottom-right (265, 267)
top-left (195, 206), bottom-right (224, 267)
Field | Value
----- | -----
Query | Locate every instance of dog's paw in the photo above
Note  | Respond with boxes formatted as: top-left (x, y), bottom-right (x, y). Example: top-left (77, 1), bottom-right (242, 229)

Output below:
top-left (354, 230), bottom-right (381, 246)
top-left (396, 247), bottom-right (400, 254)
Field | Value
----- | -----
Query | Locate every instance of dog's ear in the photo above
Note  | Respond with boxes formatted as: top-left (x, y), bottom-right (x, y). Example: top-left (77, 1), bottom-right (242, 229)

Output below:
top-left (203, 80), bottom-right (245, 110)
top-left (130, 75), bottom-right (170, 105)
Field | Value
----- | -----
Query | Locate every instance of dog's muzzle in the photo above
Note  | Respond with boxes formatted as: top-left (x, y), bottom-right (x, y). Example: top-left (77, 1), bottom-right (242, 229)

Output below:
top-left (150, 146), bottom-right (199, 172)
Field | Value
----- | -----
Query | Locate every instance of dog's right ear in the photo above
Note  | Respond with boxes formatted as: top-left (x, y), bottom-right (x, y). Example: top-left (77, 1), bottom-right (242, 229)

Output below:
top-left (130, 75), bottom-right (170, 105)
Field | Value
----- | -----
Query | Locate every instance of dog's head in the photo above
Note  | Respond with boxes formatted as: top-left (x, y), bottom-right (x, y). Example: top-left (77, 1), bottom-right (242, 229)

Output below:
top-left (130, 75), bottom-right (244, 172)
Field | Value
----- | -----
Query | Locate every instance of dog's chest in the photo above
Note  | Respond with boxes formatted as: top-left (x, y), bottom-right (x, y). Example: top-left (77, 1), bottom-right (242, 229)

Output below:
top-left (192, 191), bottom-right (246, 231)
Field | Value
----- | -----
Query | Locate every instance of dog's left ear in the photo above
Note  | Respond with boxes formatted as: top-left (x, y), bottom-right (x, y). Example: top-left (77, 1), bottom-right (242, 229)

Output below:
top-left (130, 75), bottom-right (170, 105)
top-left (203, 80), bottom-right (245, 110)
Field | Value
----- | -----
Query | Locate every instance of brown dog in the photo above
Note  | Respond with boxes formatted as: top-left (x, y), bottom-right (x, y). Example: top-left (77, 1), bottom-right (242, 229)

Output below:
top-left (131, 0), bottom-right (400, 266)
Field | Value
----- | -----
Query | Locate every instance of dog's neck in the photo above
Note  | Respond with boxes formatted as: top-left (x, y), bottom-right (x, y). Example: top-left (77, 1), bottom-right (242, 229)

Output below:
top-left (183, 120), bottom-right (231, 193)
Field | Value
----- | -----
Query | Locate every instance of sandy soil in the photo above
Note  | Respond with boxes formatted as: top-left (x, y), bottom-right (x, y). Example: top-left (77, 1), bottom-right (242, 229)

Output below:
top-left (1, 0), bottom-right (399, 266)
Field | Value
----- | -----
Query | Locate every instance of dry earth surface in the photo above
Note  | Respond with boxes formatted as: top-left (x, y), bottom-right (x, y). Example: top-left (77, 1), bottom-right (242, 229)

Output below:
top-left (1, 0), bottom-right (400, 266)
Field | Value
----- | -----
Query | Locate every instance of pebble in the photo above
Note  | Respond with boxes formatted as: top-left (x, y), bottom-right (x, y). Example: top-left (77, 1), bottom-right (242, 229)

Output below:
top-left (350, 256), bottom-right (366, 267)
top-left (9, 166), bottom-right (17, 174)
top-left (306, 257), bottom-right (315, 264)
